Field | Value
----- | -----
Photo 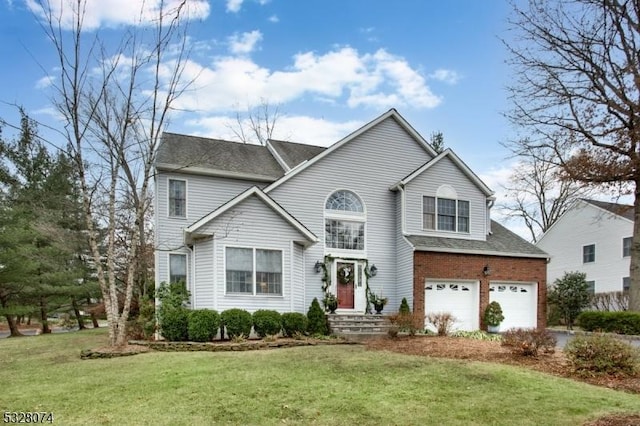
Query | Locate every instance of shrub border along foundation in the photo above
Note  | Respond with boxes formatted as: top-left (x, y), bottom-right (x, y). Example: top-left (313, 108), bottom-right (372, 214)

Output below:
top-left (81, 337), bottom-right (356, 359)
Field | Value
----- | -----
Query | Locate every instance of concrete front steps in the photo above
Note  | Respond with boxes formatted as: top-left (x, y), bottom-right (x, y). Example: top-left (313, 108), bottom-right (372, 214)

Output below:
top-left (327, 313), bottom-right (391, 340)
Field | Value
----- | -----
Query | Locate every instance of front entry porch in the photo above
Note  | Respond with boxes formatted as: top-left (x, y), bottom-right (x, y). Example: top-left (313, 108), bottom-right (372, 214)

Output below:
top-left (326, 313), bottom-right (391, 339)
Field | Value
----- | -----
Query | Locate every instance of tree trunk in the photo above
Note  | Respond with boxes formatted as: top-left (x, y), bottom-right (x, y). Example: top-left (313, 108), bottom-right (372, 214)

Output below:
top-left (71, 297), bottom-right (86, 330)
top-left (5, 315), bottom-right (24, 337)
top-left (90, 311), bottom-right (99, 328)
top-left (39, 298), bottom-right (51, 334)
top-left (630, 180), bottom-right (640, 312)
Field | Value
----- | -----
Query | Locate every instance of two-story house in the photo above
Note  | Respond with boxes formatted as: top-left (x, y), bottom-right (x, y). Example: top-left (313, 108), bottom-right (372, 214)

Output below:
top-left (536, 199), bottom-right (633, 294)
top-left (154, 109), bottom-right (548, 331)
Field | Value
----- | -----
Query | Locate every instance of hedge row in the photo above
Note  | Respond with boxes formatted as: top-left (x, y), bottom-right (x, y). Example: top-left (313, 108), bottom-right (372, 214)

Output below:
top-left (159, 300), bottom-right (329, 342)
top-left (577, 311), bottom-right (640, 335)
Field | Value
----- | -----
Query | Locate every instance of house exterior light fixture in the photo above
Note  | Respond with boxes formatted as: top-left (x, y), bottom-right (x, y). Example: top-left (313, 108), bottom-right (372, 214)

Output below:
top-left (483, 265), bottom-right (491, 276)
top-left (314, 261), bottom-right (323, 273)
top-left (368, 264), bottom-right (378, 277)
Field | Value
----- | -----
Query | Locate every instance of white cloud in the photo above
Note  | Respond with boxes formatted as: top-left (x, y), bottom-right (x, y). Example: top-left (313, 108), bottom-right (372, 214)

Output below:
top-left (228, 30), bottom-right (263, 55)
top-left (226, 0), bottom-right (243, 13)
top-left (173, 46), bottom-right (442, 113)
top-left (185, 114), bottom-right (363, 147)
top-left (268, 14), bottom-right (279, 23)
top-left (35, 75), bottom-right (55, 89)
top-left (429, 69), bottom-right (461, 85)
top-left (26, 0), bottom-right (210, 30)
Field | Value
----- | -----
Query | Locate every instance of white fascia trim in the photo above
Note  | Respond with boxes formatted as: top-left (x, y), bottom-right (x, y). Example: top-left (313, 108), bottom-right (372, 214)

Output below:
top-left (413, 245), bottom-right (549, 259)
top-left (393, 149), bottom-right (495, 198)
top-left (265, 109), bottom-right (436, 193)
top-left (185, 186), bottom-right (318, 244)
top-left (265, 140), bottom-right (291, 172)
top-left (156, 163), bottom-right (278, 183)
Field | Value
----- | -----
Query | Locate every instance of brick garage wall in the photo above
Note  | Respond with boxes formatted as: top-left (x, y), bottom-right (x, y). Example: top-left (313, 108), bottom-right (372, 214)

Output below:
top-left (413, 251), bottom-right (547, 330)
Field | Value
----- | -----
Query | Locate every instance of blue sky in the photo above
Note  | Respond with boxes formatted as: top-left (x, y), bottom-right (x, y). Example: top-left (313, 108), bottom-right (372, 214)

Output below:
top-left (0, 0), bottom-right (520, 224)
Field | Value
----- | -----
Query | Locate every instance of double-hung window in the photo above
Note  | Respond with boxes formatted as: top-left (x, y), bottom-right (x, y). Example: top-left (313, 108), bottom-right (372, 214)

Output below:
top-left (168, 179), bottom-right (186, 218)
top-left (226, 247), bottom-right (283, 295)
top-left (623, 237), bottom-right (632, 257)
top-left (583, 244), bottom-right (595, 263)
top-left (423, 196), bottom-right (470, 233)
top-left (169, 253), bottom-right (187, 284)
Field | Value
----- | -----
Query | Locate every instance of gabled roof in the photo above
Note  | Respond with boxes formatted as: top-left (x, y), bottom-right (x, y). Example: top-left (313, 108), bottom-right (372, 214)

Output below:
top-left (156, 133), bottom-right (325, 182)
top-left (184, 186), bottom-right (318, 246)
top-left (406, 221), bottom-right (548, 259)
top-left (264, 108), bottom-right (437, 192)
top-left (582, 199), bottom-right (634, 221)
top-left (267, 139), bottom-right (326, 171)
top-left (390, 149), bottom-right (495, 198)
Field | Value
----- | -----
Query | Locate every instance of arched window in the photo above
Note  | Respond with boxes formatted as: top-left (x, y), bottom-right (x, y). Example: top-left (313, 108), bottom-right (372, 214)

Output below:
top-left (324, 190), bottom-right (366, 251)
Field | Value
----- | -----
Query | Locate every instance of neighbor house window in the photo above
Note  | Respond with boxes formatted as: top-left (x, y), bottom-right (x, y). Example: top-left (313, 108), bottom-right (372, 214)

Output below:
top-left (586, 280), bottom-right (595, 294)
top-left (168, 179), bottom-right (186, 217)
top-left (169, 253), bottom-right (187, 284)
top-left (583, 244), bottom-right (595, 263)
top-left (325, 190), bottom-right (365, 251)
top-left (623, 277), bottom-right (630, 292)
top-left (225, 247), bottom-right (282, 295)
top-left (623, 237), bottom-right (632, 257)
top-left (423, 196), bottom-right (470, 233)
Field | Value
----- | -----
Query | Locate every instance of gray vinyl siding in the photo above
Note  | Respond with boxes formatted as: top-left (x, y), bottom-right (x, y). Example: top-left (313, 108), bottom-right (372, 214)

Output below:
top-left (155, 170), bottom-right (267, 293)
top-left (198, 195), bottom-right (309, 313)
top-left (193, 237), bottom-right (214, 309)
top-left (268, 116), bottom-right (433, 310)
top-left (395, 190), bottom-right (414, 309)
top-left (404, 156), bottom-right (487, 240)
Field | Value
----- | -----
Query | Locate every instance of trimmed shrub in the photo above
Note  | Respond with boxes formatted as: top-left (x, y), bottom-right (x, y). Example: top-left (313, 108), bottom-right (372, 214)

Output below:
top-left (188, 309), bottom-right (220, 342)
top-left (221, 308), bottom-right (252, 339)
top-left (577, 311), bottom-right (640, 335)
top-left (307, 298), bottom-right (328, 335)
top-left (565, 334), bottom-right (639, 377)
top-left (160, 307), bottom-right (189, 341)
top-left (425, 312), bottom-right (457, 336)
top-left (281, 312), bottom-right (308, 337)
top-left (252, 309), bottom-right (282, 338)
top-left (399, 297), bottom-right (411, 315)
top-left (501, 328), bottom-right (556, 356)
top-left (388, 312), bottom-right (424, 336)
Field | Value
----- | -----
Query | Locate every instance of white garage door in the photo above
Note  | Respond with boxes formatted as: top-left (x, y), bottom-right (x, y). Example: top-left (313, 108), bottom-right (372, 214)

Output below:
top-left (425, 281), bottom-right (479, 331)
top-left (489, 283), bottom-right (537, 330)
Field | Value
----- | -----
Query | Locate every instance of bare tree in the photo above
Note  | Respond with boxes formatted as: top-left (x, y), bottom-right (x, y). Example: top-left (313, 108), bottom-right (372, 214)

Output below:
top-left (36, 0), bottom-right (194, 346)
top-left (498, 146), bottom-right (591, 242)
top-left (505, 0), bottom-right (640, 310)
top-left (229, 99), bottom-right (281, 145)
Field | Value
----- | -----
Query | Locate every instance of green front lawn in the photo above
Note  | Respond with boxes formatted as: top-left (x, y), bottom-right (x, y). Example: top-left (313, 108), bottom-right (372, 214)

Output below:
top-left (0, 328), bottom-right (638, 425)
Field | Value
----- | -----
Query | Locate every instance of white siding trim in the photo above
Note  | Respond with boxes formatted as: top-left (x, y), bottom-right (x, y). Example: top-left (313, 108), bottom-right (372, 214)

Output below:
top-left (213, 237), bottom-right (218, 311)
top-left (290, 241), bottom-right (295, 312)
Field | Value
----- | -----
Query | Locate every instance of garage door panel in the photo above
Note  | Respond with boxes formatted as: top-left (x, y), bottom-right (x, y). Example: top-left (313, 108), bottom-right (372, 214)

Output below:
top-left (425, 281), bottom-right (479, 331)
top-left (489, 283), bottom-right (537, 330)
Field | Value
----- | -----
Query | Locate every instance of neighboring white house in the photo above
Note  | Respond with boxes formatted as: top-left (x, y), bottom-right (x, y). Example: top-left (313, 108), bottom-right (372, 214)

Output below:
top-left (154, 109), bottom-right (548, 331)
top-left (536, 199), bottom-right (633, 294)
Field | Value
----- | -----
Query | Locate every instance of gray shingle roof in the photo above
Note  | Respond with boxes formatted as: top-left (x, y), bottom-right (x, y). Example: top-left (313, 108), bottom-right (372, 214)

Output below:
top-left (582, 199), bottom-right (634, 221)
top-left (406, 221), bottom-right (548, 258)
top-left (268, 139), bottom-right (326, 169)
top-left (157, 133), bottom-right (326, 179)
top-left (157, 133), bottom-right (285, 179)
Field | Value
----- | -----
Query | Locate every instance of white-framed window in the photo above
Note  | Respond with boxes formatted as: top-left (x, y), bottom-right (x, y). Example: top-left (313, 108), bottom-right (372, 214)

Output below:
top-left (225, 247), bottom-right (283, 295)
top-left (423, 196), bottom-right (470, 233)
top-left (623, 237), bottom-right (632, 257)
top-left (586, 280), bottom-right (595, 294)
top-left (623, 277), bottom-right (630, 292)
top-left (168, 179), bottom-right (186, 218)
top-left (324, 190), bottom-right (366, 251)
top-left (583, 244), bottom-right (595, 263)
top-left (169, 253), bottom-right (187, 284)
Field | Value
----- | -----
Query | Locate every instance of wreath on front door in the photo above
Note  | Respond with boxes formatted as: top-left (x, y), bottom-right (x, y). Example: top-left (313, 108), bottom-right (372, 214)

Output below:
top-left (337, 265), bottom-right (354, 285)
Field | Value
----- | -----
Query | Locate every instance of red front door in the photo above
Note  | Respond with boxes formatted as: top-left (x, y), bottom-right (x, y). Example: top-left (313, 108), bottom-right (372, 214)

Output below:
top-left (336, 262), bottom-right (355, 309)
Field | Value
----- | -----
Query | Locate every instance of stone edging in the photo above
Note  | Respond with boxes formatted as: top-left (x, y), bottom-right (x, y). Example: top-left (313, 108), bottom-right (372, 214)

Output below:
top-left (129, 338), bottom-right (359, 352)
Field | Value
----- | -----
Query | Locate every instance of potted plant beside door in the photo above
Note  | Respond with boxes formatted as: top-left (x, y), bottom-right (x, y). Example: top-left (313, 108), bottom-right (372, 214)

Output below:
top-left (484, 301), bottom-right (504, 333)
top-left (368, 293), bottom-right (388, 314)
